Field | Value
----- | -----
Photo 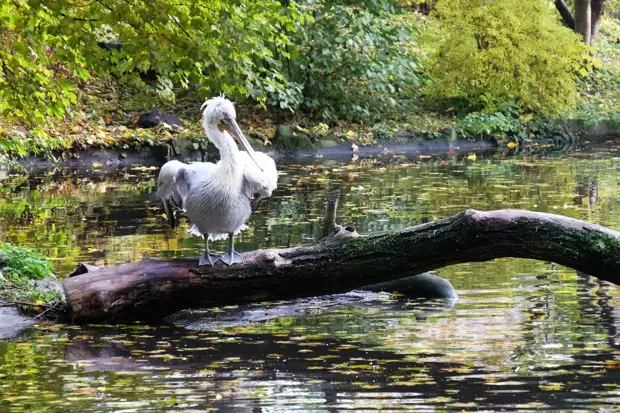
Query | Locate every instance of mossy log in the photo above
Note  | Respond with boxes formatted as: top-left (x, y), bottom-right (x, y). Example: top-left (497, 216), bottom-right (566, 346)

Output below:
top-left (62, 205), bottom-right (620, 322)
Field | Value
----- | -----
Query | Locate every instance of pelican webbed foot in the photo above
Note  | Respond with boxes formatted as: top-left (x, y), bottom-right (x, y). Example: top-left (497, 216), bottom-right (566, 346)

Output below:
top-left (199, 235), bottom-right (221, 266)
top-left (220, 250), bottom-right (243, 266)
top-left (219, 232), bottom-right (243, 266)
top-left (199, 252), bottom-right (222, 266)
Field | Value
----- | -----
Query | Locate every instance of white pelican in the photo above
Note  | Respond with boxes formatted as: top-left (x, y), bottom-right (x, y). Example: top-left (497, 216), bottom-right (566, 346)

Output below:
top-left (157, 96), bottom-right (275, 266)
top-left (157, 152), bottom-right (278, 230)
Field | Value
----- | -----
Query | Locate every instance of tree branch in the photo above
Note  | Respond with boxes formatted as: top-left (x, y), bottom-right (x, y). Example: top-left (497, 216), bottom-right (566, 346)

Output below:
top-left (63, 209), bottom-right (620, 321)
top-left (555, 0), bottom-right (576, 31)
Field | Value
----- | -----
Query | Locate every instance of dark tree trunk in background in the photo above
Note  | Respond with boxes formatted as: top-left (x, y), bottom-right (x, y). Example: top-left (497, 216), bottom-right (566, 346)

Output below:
top-left (556, 0), bottom-right (607, 46)
top-left (555, 0), bottom-right (576, 30)
top-left (590, 0), bottom-right (607, 45)
top-left (63, 209), bottom-right (620, 322)
top-left (575, 0), bottom-right (593, 44)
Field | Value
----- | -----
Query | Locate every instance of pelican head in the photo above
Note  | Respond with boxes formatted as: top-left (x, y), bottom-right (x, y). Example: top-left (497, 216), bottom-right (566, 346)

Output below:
top-left (202, 96), bottom-right (263, 171)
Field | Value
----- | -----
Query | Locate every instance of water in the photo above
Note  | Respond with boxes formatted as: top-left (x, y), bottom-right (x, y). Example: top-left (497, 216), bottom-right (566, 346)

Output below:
top-left (1, 146), bottom-right (620, 411)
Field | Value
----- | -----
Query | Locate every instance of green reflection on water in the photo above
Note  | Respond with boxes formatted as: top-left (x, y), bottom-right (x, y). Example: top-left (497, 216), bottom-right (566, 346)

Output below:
top-left (1, 148), bottom-right (620, 411)
top-left (1, 150), bottom-right (620, 276)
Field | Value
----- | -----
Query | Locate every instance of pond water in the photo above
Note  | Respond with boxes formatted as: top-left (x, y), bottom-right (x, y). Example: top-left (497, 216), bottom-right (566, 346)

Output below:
top-left (1, 145), bottom-right (620, 412)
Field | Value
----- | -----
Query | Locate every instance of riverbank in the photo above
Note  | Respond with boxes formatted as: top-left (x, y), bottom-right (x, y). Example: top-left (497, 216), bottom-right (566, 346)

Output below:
top-left (3, 116), bottom-right (619, 175)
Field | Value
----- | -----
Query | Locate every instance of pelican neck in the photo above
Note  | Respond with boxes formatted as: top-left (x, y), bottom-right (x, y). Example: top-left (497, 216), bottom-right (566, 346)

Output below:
top-left (205, 122), bottom-right (241, 168)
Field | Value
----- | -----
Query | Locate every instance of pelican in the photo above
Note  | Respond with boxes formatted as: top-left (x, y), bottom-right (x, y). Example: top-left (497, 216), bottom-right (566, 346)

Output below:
top-left (157, 96), bottom-right (276, 266)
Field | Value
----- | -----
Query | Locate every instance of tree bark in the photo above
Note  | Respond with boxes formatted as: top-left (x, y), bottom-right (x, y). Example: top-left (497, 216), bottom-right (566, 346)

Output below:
top-left (575, 0), bottom-right (593, 44)
top-left (62, 209), bottom-right (620, 322)
top-left (590, 0), bottom-right (607, 46)
top-left (555, 0), bottom-right (576, 30)
top-left (555, 0), bottom-right (606, 46)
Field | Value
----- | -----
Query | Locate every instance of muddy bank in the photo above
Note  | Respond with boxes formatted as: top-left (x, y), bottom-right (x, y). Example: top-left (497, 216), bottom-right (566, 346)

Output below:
top-left (0, 306), bottom-right (35, 341)
top-left (13, 137), bottom-right (498, 174)
top-left (12, 138), bottom-right (510, 175)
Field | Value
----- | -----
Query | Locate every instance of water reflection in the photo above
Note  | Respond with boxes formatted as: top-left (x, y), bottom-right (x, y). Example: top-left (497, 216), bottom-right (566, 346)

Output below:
top-left (1, 265), bottom-right (618, 412)
top-left (1, 146), bottom-right (620, 411)
top-left (2, 147), bottom-right (620, 275)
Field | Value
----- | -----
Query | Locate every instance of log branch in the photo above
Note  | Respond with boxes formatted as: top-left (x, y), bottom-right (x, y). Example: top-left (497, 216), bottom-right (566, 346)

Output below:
top-left (62, 208), bottom-right (620, 322)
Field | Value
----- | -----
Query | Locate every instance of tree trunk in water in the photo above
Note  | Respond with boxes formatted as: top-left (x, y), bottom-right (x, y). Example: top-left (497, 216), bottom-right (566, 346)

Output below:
top-left (575, 0), bottom-right (592, 45)
top-left (62, 208), bottom-right (620, 322)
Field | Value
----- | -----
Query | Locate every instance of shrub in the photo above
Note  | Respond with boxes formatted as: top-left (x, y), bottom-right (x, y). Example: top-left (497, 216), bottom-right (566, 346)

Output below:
top-left (456, 104), bottom-right (523, 138)
top-left (0, 1), bottom-right (308, 127)
top-left (1, 1), bottom-right (428, 127)
top-left (283, 0), bottom-right (427, 123)
top-left (0, 243), bottom-right (54, 282)
top-left (424, 0), bottom-right (592, 117)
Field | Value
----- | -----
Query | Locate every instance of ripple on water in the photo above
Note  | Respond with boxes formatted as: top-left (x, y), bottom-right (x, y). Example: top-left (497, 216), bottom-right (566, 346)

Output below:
top-left (1, 148), bottom-right (620, 411)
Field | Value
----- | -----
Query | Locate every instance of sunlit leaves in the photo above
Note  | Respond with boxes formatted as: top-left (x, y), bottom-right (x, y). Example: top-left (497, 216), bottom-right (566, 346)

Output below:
top-left (0, 0), bottom-right (308, 127)
top-left (425, 0), bottom-right (591, 116)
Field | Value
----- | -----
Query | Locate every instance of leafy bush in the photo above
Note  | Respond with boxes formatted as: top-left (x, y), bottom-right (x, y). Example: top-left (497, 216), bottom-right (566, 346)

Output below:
top-left (1, 1), bottom-right (428, 127)
top-left (424, 0), bottom-right (592, 116)
top-left (456, 104), bottom-right (523, 138)
top-left (0, 1), bottom-right (308, 127)
top-left (0, 243), bottom-right (54, 282)
top-left (283, 0), bottom-right (427, 122)
top-left (0, 243), bottom-right (64, 314)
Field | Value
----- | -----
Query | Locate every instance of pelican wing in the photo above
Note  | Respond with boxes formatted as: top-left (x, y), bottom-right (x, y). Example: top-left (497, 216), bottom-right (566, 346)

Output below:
top-left (173, 166), bottom-right (197, 210)
top-left (157, 160), bottom-right (188, 228)
top-left (238, 151), bottom-right (278, 203)
top-left (157, 160), bottom-right (217, 228)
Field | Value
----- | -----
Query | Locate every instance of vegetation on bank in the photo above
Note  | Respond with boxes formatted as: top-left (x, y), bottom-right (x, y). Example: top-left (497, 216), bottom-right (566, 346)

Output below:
top-left (0, 0), bottom-right (618, 159)
top-left (0, 243), bottom-right (66, 318)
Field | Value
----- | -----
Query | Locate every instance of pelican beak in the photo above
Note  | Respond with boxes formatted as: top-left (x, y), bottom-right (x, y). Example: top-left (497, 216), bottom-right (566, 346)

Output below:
top-left (223, 118), bottom-right (264, 172)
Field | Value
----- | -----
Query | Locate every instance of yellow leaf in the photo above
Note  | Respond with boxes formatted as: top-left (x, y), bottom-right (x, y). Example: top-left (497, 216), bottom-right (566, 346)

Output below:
top-left (521, 113), bottom-right (533, 122)
top-left (507, 141), bottom-right (518, 149)
top-left (466, 153), bottom-right (477, 161)
top-left (92, 162), bottom-right (102, 168)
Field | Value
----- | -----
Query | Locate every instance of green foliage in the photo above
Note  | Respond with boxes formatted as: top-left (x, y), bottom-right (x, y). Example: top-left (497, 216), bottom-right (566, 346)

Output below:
top-left (0, 243), bottom-right (54, 282)
top-left (0, 243), bottom-right (63, 311)
top-left (0, 0), bottom-right (428, 127)
top-left (0, 2), bottom-right (84, 127)
top-left (456, 103), bottom-right (522, 138)
top-left (424, 0), bottom-right (591, 116)
top-left (576, 103), bottom-right (605, 128)
top-left (0, 0), bottom-right (308, 127)
top-left (455, 102), bottom-right (580, 142)
top-left (284, 0), bottom-right (427, 122)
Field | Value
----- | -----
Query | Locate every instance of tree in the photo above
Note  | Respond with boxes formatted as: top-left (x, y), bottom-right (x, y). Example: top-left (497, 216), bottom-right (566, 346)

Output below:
top-left (555, 0), bottom-right (608, 46)
top-left (0, 0), bottom-right (308, 128)
top-left (425, 0), bottom-right (591, 116)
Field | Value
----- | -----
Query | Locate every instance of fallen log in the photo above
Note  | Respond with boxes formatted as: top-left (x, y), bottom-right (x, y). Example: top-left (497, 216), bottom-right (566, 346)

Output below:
top-left (62, 199), bottom-right (620, 322)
